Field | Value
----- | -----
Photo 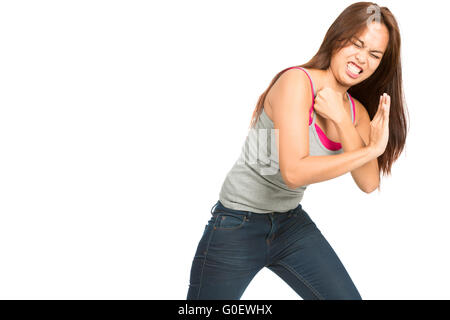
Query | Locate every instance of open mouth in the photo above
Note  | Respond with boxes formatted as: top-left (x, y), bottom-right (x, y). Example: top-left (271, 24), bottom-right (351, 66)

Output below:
top-left (347, 62), bottom-right (363, 75)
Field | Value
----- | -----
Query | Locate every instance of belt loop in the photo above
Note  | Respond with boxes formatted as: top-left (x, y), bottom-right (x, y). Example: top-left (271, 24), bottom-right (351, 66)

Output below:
top-left (210, 201), bottom-right (219, 215)
top-left (294, 204), bottom-right (302, 216)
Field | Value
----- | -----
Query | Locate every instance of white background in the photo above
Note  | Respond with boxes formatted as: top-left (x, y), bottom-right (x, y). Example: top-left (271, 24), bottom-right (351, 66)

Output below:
top-left (0, 0), bottom-right (448, 299)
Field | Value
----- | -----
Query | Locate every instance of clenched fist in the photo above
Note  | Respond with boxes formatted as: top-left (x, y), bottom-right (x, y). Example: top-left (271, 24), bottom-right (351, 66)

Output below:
top-left (313, 87), bottom-right (349, 125)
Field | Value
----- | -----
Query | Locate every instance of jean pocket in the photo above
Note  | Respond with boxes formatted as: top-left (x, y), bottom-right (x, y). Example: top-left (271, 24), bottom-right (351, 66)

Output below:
top-left (202, 215), bottom-right (216, 235)
top-left (213, 212), bottom-right (248, 230)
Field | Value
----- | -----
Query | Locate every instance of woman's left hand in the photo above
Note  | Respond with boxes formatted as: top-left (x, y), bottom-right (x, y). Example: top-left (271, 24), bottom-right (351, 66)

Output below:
top-left (313, 87), bottom-right (348, 125)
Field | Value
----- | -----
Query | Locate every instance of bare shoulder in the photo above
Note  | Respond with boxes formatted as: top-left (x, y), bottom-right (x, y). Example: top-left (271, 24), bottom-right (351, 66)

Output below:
top-left (267, 67), bottom-right (313, 109)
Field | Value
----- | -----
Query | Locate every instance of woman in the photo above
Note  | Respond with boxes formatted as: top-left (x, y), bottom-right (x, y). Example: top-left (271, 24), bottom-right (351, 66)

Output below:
top-left (187, 2), bottom-right (408, 300)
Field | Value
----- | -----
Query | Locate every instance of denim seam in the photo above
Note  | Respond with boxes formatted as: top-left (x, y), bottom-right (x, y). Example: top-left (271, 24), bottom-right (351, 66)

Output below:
top-left (277, 260), bottom-right (325, 300)
top-left (264, 214), bottom-right (273, 266)
top-left (196, 216), bottom-right (219, 299)
top-left (213, 212), bottom-right (248, 230)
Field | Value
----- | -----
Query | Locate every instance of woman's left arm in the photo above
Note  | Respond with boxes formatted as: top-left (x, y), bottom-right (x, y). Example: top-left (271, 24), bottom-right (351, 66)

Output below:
top-left (335, 102), bottom-right (380, 193)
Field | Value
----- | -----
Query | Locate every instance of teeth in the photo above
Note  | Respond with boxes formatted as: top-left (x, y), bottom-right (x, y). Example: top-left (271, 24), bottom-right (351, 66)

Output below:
top-left (347, 63), bottom-right (361, 74)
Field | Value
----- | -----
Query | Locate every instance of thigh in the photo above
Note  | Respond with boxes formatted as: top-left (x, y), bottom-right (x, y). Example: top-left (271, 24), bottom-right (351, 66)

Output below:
top-left (187, 211), bottom-right (265, 300)
top-left (267, 209), bottom-right (362, 300)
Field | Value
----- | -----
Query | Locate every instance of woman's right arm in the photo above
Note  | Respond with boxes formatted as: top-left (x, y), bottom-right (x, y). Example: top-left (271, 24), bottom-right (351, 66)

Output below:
top-left (269, 68), bottom-right (378, 189)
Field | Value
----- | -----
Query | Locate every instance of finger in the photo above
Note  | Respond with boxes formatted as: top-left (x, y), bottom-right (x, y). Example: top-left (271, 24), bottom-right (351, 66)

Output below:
top-left (374, 95), bottom-right (384, 120)
top-left (383, 110), bottom-right (389, 129)
top-left (385, 106), bottom-right (390, 125)
top-left (380, 94), bottom-right (386, 112)
top-left (384, 95), bottom-right (390, 116)
top-left (381, 99), bottom-right (387, 119)
top-left (383, 101), bottom-right (390, 124)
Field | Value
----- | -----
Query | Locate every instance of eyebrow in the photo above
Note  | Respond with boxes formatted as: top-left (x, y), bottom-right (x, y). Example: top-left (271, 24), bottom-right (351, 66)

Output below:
top-left (354, 37), bottom-right (385, 54)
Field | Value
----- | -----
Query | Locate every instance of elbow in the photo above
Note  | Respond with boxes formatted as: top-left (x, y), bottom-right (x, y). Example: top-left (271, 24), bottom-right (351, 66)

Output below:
top-left (281, 158), bottom-right (310, 190)
top-left (286, 181), bottom-right (299, 190)
top-left (281, 169), bottom-right (297, 190)
top-left (362, 187), bottom-right (375, 194)
top-left (362, 182), bottom-right (379, 194)
top-left (360, 173), bottom-right (381, 194)
top-left (284, 169), bottom-right (307, 190)
top-left (282, 173), bottom-right (297, 190)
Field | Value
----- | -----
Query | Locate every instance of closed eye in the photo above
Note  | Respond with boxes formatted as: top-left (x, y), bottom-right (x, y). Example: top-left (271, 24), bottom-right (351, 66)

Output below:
top-left (352, 41), bottom-right (381, 59)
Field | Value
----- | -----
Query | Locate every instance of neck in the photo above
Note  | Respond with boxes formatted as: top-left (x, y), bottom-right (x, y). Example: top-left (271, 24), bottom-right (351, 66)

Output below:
top-left (317, 67), bottom-right (350, 101)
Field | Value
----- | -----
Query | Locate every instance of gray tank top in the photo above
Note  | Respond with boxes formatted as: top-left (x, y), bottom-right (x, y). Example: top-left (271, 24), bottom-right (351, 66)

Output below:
top-left (218, 67), bottom-right (356, 213)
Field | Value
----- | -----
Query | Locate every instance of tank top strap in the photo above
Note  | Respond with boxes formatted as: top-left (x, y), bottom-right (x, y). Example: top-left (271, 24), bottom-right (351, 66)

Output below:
top-left (284, 66), bottom-right (316, 126)
top-left (311, 105), bottom-right (317, 125)
top-left (346, 92), bottom-right (356, 124)
top-left (295, 67), bottom-right (316, 96)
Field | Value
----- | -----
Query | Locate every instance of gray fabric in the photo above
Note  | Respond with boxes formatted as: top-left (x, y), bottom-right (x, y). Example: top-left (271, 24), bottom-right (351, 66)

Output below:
top-left (218, 69), bottom-right (353, 213)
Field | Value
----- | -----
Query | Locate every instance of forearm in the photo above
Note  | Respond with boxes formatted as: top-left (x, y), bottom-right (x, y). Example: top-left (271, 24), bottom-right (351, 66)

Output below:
top-left (335, 118), bottom-right (366, 151)
top-left (335, 118), bottom-right (380, 191)
top-left (288, 145), bottom-right (376, 189)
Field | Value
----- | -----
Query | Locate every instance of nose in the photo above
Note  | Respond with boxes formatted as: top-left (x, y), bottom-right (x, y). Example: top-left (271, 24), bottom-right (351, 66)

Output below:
top-left (355, 52), bottom-right (367, 66)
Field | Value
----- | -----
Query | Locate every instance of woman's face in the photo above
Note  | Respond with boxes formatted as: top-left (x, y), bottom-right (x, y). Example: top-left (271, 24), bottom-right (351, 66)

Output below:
top-left (331, 22), bottom-right (389, 85)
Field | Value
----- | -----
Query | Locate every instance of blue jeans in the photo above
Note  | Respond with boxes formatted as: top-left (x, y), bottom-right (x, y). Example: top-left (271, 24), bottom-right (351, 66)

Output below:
top-left (186, 200), bottom-right (362, 300)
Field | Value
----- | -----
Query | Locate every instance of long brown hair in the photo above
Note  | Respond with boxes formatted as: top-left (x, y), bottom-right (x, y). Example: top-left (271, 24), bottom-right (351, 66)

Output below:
top-left (248, 2), bottom-right (409, 186)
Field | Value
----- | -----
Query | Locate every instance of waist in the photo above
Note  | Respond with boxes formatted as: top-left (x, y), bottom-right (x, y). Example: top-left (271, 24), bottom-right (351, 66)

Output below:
top-left (211, 200), bottom-right (303, 216)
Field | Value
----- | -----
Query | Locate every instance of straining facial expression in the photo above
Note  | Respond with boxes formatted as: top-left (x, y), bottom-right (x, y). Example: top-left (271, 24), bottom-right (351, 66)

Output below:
top-left (331, 22), bottom-right (389, 85)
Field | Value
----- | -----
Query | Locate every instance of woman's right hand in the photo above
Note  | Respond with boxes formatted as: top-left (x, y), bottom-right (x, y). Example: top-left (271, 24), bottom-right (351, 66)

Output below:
top-left (368, 93), bottom-right (390, 157)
